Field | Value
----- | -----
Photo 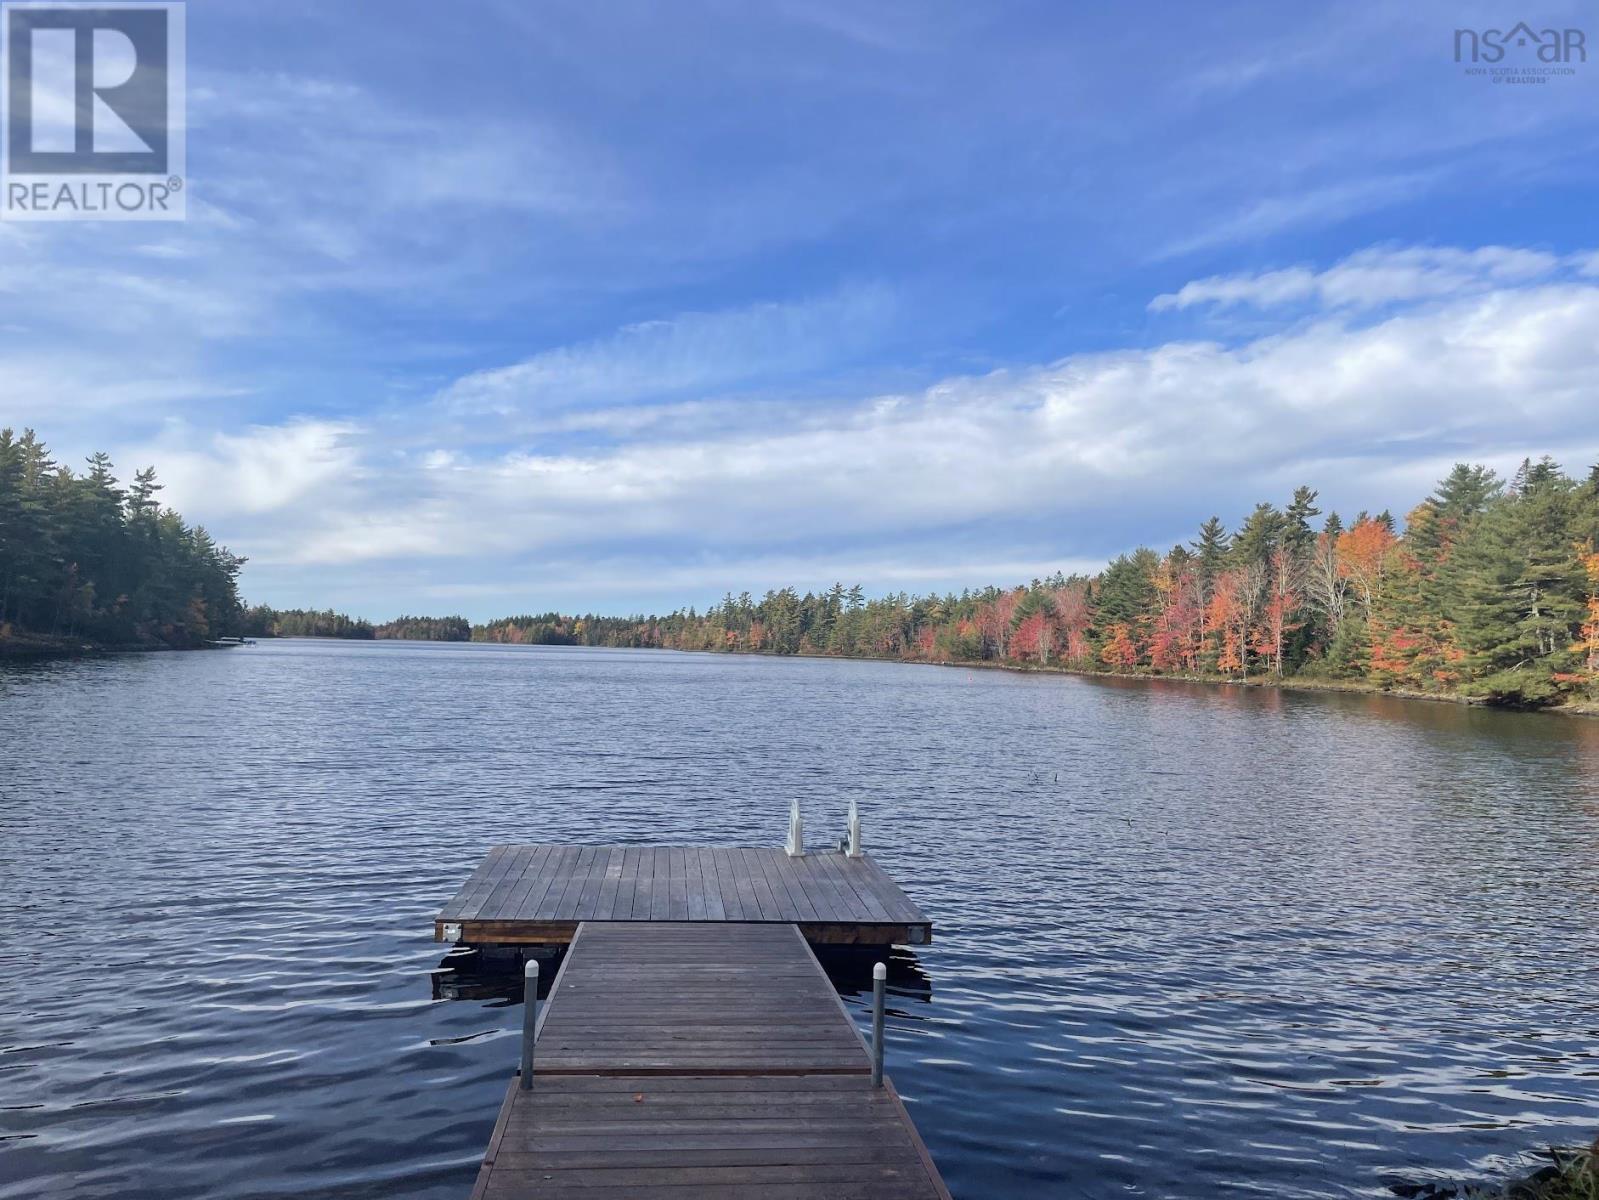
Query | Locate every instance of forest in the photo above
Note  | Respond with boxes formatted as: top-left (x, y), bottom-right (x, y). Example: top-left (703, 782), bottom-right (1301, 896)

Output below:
top-left (238, 610), bottom-right (471, 641)
top-left (477, 458), bottom-right (1599, 708)
top-left (0, 430), bottom-right (245, 649)
top-left (4, 431), bottom-right (1597, 709)
top-left (241, 607), bottom-right (374, 639)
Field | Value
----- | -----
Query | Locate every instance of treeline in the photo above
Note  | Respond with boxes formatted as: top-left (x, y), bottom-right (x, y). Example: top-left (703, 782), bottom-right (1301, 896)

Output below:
top-left (375, 614), bottom-right (470, 641)
top-left (476, 459), bottom-right (1599, 708)
top-left (10, 432), bottom-right (1595, 709)
top-left (239, 608), bottom-right (471, 641)
top-left (242, 606), bottom-right (375, 639)
top-left (0, 430), bottom-right (245, 648)
top-left (477, 612), bottom-right (605, 645)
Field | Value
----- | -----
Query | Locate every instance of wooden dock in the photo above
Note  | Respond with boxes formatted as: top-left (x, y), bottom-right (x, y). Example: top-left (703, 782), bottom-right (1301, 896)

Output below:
top-left (469, 921), bottom-right (950, 1200)
top-left (436, 844), bottom-right (932, 947)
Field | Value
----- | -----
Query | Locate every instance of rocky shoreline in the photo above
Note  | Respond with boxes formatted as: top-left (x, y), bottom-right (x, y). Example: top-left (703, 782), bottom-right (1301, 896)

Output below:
top-left (1392, 1143), bottom-right (1598, 1199)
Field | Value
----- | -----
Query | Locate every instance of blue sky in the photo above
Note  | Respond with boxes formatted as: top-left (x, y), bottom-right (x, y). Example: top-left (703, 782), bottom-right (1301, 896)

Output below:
top-left (4, 0), bottom-right (1599, 618)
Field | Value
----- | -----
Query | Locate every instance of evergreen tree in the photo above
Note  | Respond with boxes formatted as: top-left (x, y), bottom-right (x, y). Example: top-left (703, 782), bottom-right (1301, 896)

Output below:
top-left (1231, 502), bottom-right (1287, 565)
top-left (1190, 516), bottom-right (1230, 599)
top-left (1453, 462), bottom-right (1589, 704)
top-left (0, 432), bottom-right (244, 647)
top-left (1284, 486), bottom-right (1321, 551)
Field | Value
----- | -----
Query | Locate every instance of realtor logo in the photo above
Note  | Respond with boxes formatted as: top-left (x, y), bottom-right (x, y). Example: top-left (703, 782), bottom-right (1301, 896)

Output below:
top-left (1, 2), bottom-right (185, 220)
top-left (1454, 23), bottom-right (1586, 63)
top-left (1454, 23), bottom-right (1586, 84)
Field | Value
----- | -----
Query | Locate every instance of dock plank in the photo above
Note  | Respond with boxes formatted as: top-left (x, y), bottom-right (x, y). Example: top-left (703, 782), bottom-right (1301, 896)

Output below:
top-left (469, 921), bottom-right (950, 1200)
top-left (534, 923), bottom-right (868, 1076)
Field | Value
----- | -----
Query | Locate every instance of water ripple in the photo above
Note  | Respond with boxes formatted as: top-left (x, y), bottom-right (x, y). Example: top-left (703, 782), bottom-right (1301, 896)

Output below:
top-left (3, 642), bottom-right (1599, 1198)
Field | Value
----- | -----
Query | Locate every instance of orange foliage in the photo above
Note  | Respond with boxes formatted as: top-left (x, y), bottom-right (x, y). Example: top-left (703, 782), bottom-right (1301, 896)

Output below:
top-left (1205, 568), bottom-right (1253, 676)
top-left (1577, 544), bottom-right (1599, 682)
top-left (1335, 517), bottom-right (1398, 615)
top-left (1054, 584), bottom-right (1093, 662)
top-left (1148, 559), bottom-right (1203, 672)
top-left (1100, 622), bottom-right (1139, 667)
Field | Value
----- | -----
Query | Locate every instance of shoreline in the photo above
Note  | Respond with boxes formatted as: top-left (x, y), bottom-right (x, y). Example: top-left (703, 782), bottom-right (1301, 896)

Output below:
top-left (658, 644), bottom-right (1599, 718)
top-left (0, 634), bottom-right (236, 660)
top-left (929, 658), bottom-right (1599, 717)
top-left (11, 630), bottom-right (1594, 718)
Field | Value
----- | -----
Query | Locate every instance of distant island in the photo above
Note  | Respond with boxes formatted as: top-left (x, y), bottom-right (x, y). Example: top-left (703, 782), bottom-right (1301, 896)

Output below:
top-left (3, 428), bottom-right (1595, 711)
top-left (239, 609), bottom-right (471, 642)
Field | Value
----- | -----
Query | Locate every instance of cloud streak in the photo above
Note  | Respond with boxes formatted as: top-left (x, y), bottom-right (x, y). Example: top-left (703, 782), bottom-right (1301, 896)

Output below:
top-left (438, 285), bottom-right (901, 415)
top-left (1151, 245), bottom-right (1575, 312)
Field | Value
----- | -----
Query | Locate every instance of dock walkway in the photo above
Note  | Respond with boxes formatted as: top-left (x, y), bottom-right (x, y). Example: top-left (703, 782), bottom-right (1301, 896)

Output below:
top-left (437, 844), bottom-right (931, 947)
top-left (470, 921), bottom-right (950, 1199)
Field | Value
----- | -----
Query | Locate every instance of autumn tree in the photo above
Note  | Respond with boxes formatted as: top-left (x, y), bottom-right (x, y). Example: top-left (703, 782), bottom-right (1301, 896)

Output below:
top-left (1251, 546), bottom-right (1301, 676)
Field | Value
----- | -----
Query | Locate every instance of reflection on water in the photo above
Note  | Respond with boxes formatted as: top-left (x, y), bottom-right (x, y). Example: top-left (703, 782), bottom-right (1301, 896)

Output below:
top-left (429, 946), bottom-right (567, 1005)
top-left (3, 640), bottom-right (1599, 1199)
top-left (815, 946), bottom-right (935, 1007)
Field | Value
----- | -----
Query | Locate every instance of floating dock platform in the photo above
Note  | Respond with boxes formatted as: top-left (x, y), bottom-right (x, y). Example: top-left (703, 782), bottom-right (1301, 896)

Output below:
top-left (436, 844), bottom-right (932, 947)
top-left (441, 837), bottom-right (948, 1198)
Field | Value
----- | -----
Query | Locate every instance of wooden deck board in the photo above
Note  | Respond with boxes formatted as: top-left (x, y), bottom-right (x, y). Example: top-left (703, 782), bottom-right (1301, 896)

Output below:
top-left (469, 921), bottom-right (950, 1200)
top-left (438, 845), bottom-right (931, 946)
top-left (534, 924), bottom-right (868, 1075)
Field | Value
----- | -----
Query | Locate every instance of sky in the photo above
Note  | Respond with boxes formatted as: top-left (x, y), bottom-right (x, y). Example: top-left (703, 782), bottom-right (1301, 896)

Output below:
top-left (4, 0), bottom-right (1599, 619)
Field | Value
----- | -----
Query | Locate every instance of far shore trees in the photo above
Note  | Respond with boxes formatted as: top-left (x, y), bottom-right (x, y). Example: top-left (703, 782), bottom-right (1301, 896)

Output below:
top-left (7, 432), bottom-right (1597, 709)
top-left (470, 457), bottom-right (1599, 709)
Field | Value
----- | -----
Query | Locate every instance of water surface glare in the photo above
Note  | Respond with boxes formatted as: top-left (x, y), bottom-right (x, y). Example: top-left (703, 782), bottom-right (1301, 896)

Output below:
top-left (3, 640), bottom-right (1599, 1198)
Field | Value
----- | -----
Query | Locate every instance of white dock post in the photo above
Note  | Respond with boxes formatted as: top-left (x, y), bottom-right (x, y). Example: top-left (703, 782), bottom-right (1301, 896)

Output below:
top-left (519, 958), bottom-right (539, 1090)
top-left (786, 798), bottom-right (805, 857)
top-left (846, 798), bottom-right (862, 858)
top-left (870, 961), bottom-right (886, 1087)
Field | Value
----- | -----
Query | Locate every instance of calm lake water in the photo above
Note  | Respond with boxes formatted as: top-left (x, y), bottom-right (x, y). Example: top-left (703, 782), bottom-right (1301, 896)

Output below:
top-left (3, 640), bottom-right (1599, 1199)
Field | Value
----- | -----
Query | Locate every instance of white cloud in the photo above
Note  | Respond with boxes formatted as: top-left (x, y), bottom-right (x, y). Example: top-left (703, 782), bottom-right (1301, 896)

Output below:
top-left (225, 273), bottom-right (1599, 578)
top-left (1151, 244), bottom-right (1571, 312)
top-left (409, 552), bottom-right (1110, 605)
top-left (132, 420), bottom-right (362, 518)
top-left (49, 244), bottom-right (1598, 616)
top-left (0, 356), bottom-right (237, 424)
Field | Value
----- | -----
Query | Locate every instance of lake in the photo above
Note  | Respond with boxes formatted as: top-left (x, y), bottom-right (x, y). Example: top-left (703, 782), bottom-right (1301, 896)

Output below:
top-left (3, 639), bottom-right (1598, 1199)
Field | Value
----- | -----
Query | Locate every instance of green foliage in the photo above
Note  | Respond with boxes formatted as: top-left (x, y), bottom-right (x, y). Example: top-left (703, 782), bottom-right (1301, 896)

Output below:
top-left (13, 427), bottom-right (1592, 716)
top-left (1452, 459), bottom-right (1590, 705)
top-left (1231, 502), bottom-right (1287, 565)
top-left (1094, 549), bottom-right (1159, 627)
top-left (375, 614), bottom-right (470, 641)
top-left (241, 606), bottom-right (375, 639)
top-left (1322, 614), bottom-right (1370, 679)
top-left (1191, 515), bottom-right (1230, 586)
top-left (1457, 1143), bottom-right (1599, 1200)
top-left (0, 429), bottom-right (244, 647)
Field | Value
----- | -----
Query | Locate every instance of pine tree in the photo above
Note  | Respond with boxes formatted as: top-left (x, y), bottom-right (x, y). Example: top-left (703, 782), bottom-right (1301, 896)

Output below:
top-left (1190, 516), bottom-right (1230, 600)
top-left (1284, 486), bottom-right (1321, 551)
top-left (1454, 462), bottom-right (1588, 704)
top-left (0, 433), bottom-right (245, 648)
top-left (1232, 502), bottom-right (1287, 565)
